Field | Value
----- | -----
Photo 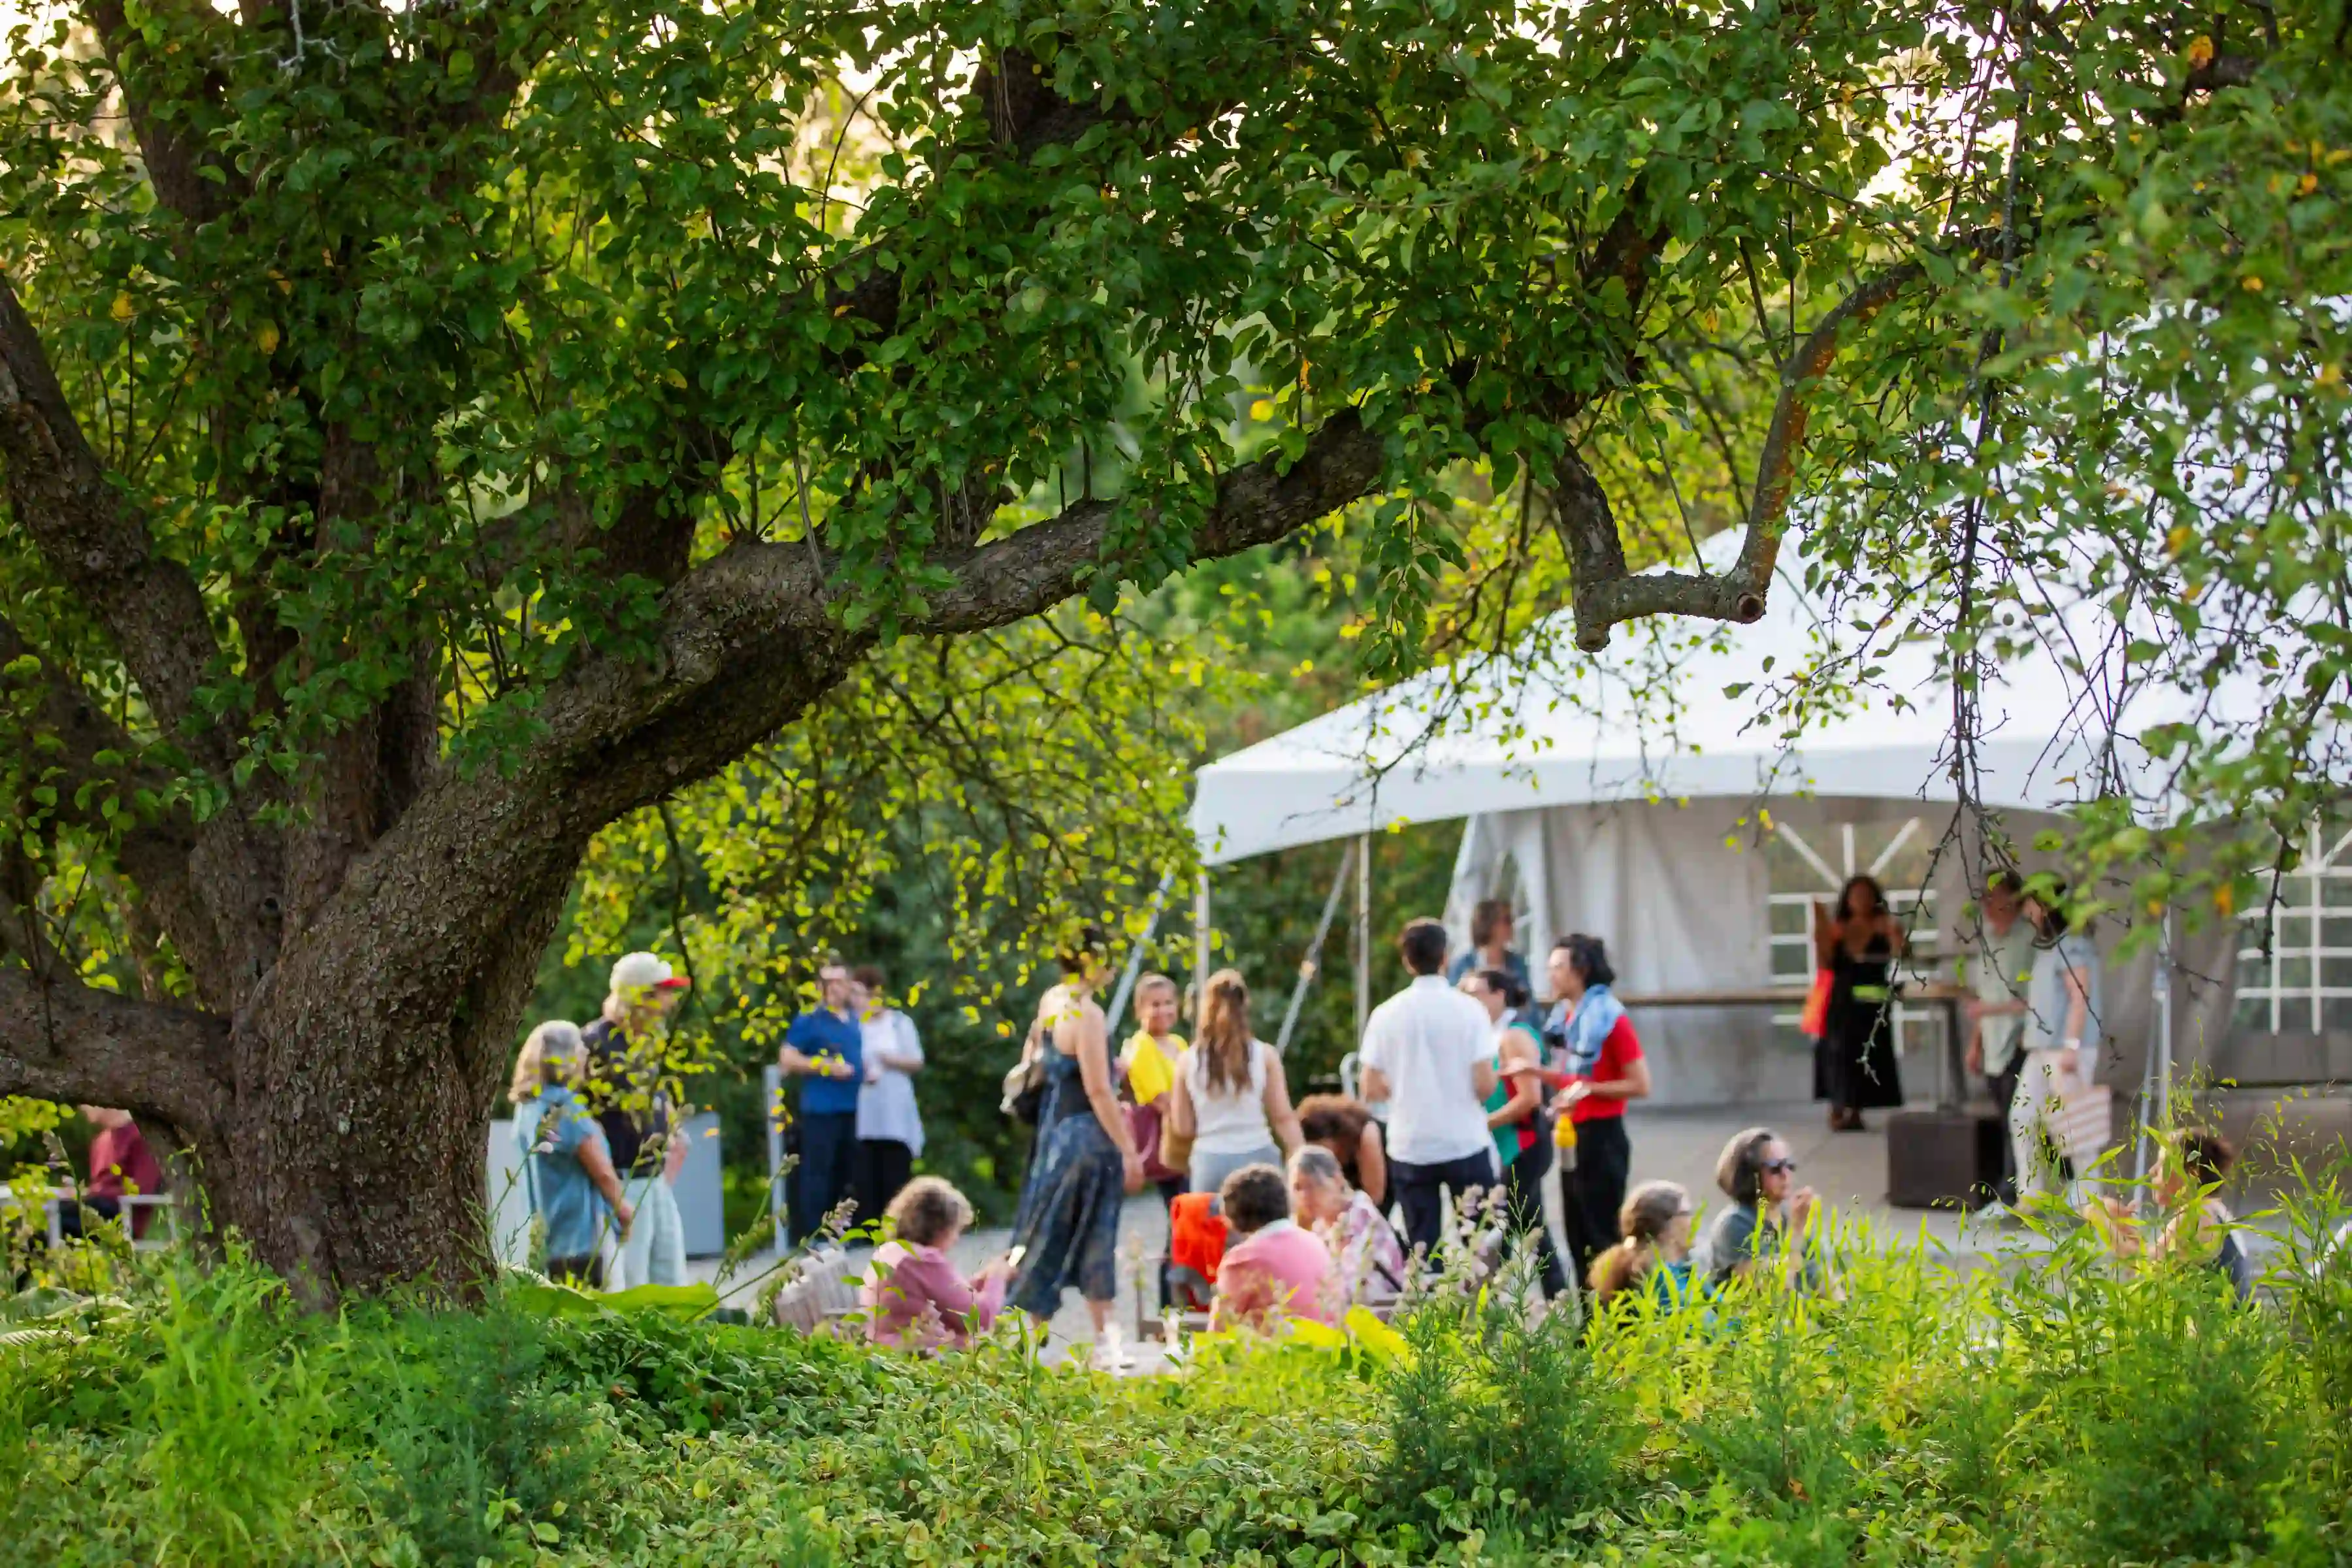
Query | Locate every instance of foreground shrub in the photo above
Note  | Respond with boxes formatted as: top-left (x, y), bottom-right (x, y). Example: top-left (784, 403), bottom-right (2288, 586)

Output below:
top-left (5, 1197), bottom-right (2352, 1565)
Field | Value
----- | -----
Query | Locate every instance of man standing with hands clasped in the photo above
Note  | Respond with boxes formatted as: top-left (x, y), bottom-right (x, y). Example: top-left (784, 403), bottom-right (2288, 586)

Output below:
top-left (779, 960), bottom-right (865, 1245)
top-left (1360, 918), bottom-right (1499, 1264)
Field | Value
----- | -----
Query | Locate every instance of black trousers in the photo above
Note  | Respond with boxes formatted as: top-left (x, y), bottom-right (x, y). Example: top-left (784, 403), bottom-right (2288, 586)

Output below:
top-left (1988, 1062), bottom-right (2022, 1202)
top-left (857, 1138), bottom-right (915, 1233)
top-left (1502, 1135), bottom-right (1570, 1299)
top-left (790, 1111), bottom-right (860, 1245)
top-left (1392, 1149), bottom-right (1501, 1264)
top-left (1561, 1115), bottom-right (1631, 1290)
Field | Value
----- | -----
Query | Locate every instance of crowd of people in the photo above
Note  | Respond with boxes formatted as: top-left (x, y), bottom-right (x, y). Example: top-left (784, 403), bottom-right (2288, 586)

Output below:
top-left (497, 871), bottom-right (2271, 1358)
top-left (507, 950), bottom-right (930, 1290)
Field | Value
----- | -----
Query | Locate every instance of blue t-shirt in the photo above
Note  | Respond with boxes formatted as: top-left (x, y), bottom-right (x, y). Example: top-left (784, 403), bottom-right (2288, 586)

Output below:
top-left (514, 1085), bottom-right (610, 1261)
top-left (788, 1008), bottom-right (865, 1116)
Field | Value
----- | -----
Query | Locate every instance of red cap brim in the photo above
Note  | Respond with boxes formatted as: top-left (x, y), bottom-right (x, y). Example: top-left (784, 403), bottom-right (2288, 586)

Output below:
top-left (654, 977), bottom-right (691, 990)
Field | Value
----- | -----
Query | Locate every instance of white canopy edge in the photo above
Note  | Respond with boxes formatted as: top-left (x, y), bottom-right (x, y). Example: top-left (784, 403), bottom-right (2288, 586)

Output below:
top-left (1192, 534), bottom-right (2263, 866)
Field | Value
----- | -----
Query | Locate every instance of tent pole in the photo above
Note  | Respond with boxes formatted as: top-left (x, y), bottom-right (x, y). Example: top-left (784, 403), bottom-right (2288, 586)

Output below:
top-left (1275, 843), bottom-right (1354, 1058)
top-left (1354, 832), bottom-right (1373, 1049)
top-left (1193, 872), bottom-right (1211, 1021)
top-left (2132, 904), bottom-right (2177, 1187)
top-left (1103, 871), bottom-right (1176, 1039)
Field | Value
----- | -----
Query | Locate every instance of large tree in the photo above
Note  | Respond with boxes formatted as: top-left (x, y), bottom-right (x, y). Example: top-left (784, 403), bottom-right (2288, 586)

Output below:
top-left (1, 0), bottom-right (2343, 1295)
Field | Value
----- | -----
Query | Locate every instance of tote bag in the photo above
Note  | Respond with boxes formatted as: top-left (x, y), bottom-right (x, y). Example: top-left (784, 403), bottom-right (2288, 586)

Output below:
top-left (1798, 969), bottom-right (1834, 1039)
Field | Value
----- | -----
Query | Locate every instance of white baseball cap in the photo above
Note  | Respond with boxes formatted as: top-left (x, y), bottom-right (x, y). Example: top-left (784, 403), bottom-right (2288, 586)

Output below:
top-left (610, 951), bottom-right (690, 995)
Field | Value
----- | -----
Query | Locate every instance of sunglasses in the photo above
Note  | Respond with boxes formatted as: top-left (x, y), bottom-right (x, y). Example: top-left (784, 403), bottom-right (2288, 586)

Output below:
top-left (1762, 1158), bottom-right (1799, 1175)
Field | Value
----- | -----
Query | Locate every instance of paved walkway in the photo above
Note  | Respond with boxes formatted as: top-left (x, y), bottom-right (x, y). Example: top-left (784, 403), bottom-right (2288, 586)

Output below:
top-left (696, 1089), bottom-right (2348, 1366)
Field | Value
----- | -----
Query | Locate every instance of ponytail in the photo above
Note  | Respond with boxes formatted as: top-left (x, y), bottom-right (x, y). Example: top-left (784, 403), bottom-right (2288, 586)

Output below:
top-left (1587, 1237), bottom-right (1647, 1303)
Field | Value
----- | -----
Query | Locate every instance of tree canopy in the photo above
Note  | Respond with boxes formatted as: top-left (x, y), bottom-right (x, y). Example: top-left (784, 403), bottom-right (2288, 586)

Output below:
top-left (0, 0), bottom-right (2345, 1292)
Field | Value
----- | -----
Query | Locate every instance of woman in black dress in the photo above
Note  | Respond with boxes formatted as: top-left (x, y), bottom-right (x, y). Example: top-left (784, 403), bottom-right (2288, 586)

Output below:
top-left (1813, 874), bottom-right (1906, 1132)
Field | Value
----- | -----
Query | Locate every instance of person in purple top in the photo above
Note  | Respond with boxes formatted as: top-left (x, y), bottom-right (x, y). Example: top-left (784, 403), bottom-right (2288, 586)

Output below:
top-left (779, 960), bottom-right (865, 1244)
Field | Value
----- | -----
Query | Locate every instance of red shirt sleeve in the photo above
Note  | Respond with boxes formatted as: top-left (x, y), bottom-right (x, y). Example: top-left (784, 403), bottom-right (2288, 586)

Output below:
top-left (1605, 1015), bottom-right (1643, 1069)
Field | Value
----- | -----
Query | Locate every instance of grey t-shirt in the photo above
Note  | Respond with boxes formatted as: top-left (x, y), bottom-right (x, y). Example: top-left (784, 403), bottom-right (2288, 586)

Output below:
top-left (1701, 1203), bottom-right (1764, 1287)
top-left (2024, 932), bottom-right (2103, 1070)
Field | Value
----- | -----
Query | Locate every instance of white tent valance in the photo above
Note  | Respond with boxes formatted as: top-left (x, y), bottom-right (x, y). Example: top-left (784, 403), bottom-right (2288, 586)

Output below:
top-left (1191, 537), bottom-right (2268, 866)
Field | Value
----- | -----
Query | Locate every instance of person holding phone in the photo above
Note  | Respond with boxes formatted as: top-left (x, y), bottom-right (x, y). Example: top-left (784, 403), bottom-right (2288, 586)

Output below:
top-left (1700, 1126), bottom-right (1832, 1294)
top-left (860, 1177), bottom-right (1015, 1351)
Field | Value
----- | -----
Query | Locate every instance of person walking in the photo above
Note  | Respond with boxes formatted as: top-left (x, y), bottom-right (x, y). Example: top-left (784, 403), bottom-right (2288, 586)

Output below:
top-left (1812, 875), bottom-right (1906, 1132)
top-left (1463, 968), bottom-right (1568, 1298)
top-left (852, 964), bottom-right (925, 1227)
top-left (1359, 918), bottom-right (1499, 1263)
top-left (1005, 930), bottom-right (1147, 1365)
top-left (779, 960), bottom-right (866, 1245)
top-left (1545, 934), bottom-right (1650, 1290)
top-left (2010, 881), bottom-right (2106, 1209)
top-left (512, 1021), bottom-right (632, 1286)
top-left (1168, 968), bottom-right (1304, 1198)
top-left (1963, 870), bottom-right (2036, 1203)
top-left (581, 951), bottom-right (691, 1287)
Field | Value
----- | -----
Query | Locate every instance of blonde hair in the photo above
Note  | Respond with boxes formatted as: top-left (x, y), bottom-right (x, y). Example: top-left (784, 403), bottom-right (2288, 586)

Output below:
top-left (1587, 1180), bottom-right (1693, 1303)
top-left (510, 1020), bottom-right (585, 1104)
top-left (1195, 968), bottom-right (1255, 1094)
top-left (1136, 972), bottom-right (1179, 1004)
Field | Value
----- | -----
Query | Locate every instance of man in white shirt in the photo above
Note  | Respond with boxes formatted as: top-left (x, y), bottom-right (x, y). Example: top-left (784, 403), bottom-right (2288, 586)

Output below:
top-left (1360, 919), bottom-right (1499, 1261)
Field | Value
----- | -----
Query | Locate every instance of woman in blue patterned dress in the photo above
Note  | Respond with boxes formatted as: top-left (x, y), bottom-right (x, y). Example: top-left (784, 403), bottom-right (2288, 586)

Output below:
top-left (1007, 930), bottom-right (1145, 1356)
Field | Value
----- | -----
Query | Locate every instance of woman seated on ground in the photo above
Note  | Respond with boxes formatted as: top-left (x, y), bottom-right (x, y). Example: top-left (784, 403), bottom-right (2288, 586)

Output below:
top-left (1296, 1094), bottom-right (1388, 1210)
top-left (1288, 1145), bottom-right (1405, 1310)
top-left (2089, 1129), bottom-right (2253, 1303)
top-left (1210, 1164), bottom-right (1335, 1330)
top-left (1700, 1126), bottom-right (1833, 1295)
top-left (1588, 1181), bottom-right (1699, 1309)
top-left (861, 1176), bottom-right (1015, 1350)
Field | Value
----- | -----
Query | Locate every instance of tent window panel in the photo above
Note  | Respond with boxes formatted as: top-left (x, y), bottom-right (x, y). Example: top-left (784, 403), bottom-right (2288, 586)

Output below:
top-left (2234, 813), bottom-right (2352, 1037)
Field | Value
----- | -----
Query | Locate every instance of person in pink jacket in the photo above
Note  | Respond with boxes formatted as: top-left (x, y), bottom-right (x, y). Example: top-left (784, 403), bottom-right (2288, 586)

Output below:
top-left (1210, 1164), bottom-right (1335, 1330)
top-left (860, 1177), bottom-right (1013, 1351)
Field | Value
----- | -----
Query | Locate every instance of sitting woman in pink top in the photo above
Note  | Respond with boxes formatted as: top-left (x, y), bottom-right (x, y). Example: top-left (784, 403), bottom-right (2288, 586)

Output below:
top-left (1210, 1164), bottom-right (1335, 1330)
top-left (860, 1176), bottom-right (1011, 1351)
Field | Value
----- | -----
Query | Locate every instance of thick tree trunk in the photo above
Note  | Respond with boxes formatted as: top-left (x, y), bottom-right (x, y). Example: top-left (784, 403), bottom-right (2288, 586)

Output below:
top-left (200, 862), bottom-right (577, 1298)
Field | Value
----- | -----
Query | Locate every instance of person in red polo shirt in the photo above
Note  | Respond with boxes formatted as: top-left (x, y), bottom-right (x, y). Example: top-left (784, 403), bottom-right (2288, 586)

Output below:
top-left (69, 1106), bottom-right (165, 1239)
top-left (1543, 936), bottom-right (1651, 1289)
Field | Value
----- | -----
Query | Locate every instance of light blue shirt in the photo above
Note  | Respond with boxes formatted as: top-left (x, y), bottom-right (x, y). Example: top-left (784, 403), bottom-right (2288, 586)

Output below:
top-left (515, 1085), bottom-right (610, 1260)
top-left (2025, 932), bottom-right (2103, 1068)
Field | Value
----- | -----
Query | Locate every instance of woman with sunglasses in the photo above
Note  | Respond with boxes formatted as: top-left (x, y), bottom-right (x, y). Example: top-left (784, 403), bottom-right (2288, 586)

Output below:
top-left (1701, 1126), bottom-right (1829, 1292)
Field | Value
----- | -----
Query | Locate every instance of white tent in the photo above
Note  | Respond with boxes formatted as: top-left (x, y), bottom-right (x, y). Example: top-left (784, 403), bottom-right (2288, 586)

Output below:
top-left (1191, 538), bottom-right (2266, 1108)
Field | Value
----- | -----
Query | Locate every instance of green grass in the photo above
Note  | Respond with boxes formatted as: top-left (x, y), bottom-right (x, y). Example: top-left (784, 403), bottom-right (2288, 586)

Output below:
top-left (4, 1203), bottom-right (2351, 1567)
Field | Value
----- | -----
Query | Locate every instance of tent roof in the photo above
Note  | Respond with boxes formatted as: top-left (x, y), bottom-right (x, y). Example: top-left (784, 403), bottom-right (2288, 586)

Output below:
top-left (1192, 537), bottom-right (2258, 866)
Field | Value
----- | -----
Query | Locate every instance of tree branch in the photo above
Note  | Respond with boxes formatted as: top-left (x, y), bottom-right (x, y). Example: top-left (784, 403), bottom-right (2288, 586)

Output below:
top-left (1561, 253), bottom-right (1938, 651)
top-left (0, 616), bottom-right (229, 1001)
top-left (81, 0), bottom-right (244, 225)
top-left (0, 273), bottom-right (230, 767)
top-left (0, 964), bottom-right (229, 1132)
